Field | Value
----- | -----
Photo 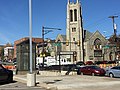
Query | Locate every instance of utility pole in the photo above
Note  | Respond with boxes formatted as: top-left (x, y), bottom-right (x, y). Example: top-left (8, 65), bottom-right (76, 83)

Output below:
top-left (42, 26), bottom-right (45, 69)
top-left (109, 16), bottom-right (118, 36)
top-left (109, 15), bottom-right (118, 61)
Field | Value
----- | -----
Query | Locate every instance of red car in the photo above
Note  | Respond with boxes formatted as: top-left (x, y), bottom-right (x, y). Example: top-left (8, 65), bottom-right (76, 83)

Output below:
top-left (78, 65), bottom-right (106, 76)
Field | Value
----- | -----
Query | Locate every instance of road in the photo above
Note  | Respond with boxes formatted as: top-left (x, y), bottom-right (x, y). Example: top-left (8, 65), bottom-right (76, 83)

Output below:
top-left (0, 81), bottom-right (46, 90)
top-left (14, 73), bottom-right (120, 90)
top-left (38, 75), bottom-right (120, 90)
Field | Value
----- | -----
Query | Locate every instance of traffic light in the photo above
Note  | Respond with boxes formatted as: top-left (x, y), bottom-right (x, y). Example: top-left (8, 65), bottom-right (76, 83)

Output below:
top-left (66, 40), bottom-right (69, 46)
top-left (77, 40), bottom-right (80, 46)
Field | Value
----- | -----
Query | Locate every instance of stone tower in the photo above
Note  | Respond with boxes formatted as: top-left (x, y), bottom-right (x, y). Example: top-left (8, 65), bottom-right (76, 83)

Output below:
top-left (66, 0), bottom-right (84, 62)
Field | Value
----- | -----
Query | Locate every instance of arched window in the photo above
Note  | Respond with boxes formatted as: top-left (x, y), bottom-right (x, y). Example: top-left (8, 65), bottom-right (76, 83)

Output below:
top-left (74, 9), bottom-right (77, 21)
top-left (70, 10), bottom-right (73, 22)
top-left (109, 52), bottom-right (113, 60)
top-left (94, 38), bottom-right (102, 50)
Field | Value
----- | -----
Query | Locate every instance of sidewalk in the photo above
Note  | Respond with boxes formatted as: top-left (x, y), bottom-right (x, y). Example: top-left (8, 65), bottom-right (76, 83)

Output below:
top-left (14, 71), bottom-right (120, 90)
top-left (14, 71), bottom-right (74, 90)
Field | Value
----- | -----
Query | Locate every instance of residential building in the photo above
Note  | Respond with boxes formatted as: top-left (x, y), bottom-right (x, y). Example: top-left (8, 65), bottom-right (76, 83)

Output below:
top-left (4, 46), bottom-right (14, 60)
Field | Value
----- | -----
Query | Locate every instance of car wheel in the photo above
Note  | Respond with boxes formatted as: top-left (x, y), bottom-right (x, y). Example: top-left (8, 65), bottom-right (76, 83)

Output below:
top-left (109, 73), bottom-right (114, 78)
top-left (7, 75), bottom-right (13, 83)
top-left (92, 73), bottom-right (95, 76)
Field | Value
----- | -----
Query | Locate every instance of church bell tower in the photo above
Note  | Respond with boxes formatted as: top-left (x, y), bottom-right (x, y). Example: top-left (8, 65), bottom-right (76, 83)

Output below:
top-left (66, 0), bottom-right (84, 62)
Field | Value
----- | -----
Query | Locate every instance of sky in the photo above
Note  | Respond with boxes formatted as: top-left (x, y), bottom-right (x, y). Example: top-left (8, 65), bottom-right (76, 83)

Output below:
top-left (0, 0), bottom-right (120, 45)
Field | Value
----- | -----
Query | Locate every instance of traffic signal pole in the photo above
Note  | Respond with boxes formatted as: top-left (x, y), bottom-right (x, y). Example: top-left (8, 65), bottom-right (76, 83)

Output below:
top-left (41, 26), bottom-right (61, 69)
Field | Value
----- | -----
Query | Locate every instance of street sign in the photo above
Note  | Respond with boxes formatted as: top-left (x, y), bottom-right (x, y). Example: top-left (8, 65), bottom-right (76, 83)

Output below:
top-left (103, 45), bottom-right (116, 49)
top-left (53, 43), bottom-right (61, 46)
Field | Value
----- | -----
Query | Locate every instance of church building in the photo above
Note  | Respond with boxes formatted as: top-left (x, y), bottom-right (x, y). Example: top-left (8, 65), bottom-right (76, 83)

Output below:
top-left (56, 0), bottom-right (108, 63)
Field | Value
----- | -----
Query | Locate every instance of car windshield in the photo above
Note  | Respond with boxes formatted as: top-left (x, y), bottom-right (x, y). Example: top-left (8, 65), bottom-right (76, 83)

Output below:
top-left (90, 66), bottom-right (100, 69)
top-left (111, 66), bottom-right (120, 70)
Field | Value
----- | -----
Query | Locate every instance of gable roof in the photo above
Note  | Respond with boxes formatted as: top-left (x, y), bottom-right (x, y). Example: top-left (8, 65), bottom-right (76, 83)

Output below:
top-left (89, 30), bottom-right (105, 40)
top-left (61, 35), bottom-right (66, 41)
top-left (56, 34), bottom-right (66, 41)
top-left (84, 30), bottom-right (93, 41)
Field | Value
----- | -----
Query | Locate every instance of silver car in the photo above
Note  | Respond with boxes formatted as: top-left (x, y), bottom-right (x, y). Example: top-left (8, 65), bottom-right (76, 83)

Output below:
top-left (106, 66), bottom-right (120, 78)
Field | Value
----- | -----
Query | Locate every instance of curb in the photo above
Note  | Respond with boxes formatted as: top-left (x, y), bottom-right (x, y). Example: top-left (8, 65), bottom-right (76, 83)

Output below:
top-left (13, 76), bottom-right (27, 84)
top-left (38, 83), bottom-right (58, 90)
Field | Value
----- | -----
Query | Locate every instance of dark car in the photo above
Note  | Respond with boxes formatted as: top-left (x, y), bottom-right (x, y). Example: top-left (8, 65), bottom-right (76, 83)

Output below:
top-left (78, 65), bottom-right (106, 76)
top-left (0, 64), bottom-right (13, 83)
top-left (95, 61), bottom-right (108, 65)
top-left (76, 61), bottom-right (85, 66)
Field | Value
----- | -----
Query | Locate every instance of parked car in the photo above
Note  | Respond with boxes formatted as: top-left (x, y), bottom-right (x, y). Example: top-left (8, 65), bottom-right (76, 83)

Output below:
top-left (106, 66), bottom-right (120, 78)
top-left (77, 65), bottom-right (106, 76)
top-left (85, 61), bottom-right (94, 65)
top-left (0, 64), bottom-right (13, 83)
top-left (76, 61), bottom-right (85, 66)
top-left (77, 65), bottom-right (85, 75)
top-left (36, 63), bottom-right (48, 70)
top-left (95, 61), bottom-right (108, 65)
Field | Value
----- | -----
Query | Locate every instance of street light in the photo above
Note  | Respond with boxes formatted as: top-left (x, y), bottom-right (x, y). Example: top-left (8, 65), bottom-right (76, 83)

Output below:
top-left (42, 26), bottom-right (61, 69)
top-left (27, 0), bottom-right (36, 87)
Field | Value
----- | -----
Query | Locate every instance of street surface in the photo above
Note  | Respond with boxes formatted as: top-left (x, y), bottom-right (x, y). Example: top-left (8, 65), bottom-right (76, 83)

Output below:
top-left (14, 74), bottom-right (120, 90)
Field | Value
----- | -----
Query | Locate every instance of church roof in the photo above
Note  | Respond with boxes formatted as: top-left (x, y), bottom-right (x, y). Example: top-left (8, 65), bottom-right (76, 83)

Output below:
top-left (84, 30), bottom-right (93, 42)
top-left (56, 34), bottom-right (66, 42)
top-left (61, 35), bottom-right (66, 41)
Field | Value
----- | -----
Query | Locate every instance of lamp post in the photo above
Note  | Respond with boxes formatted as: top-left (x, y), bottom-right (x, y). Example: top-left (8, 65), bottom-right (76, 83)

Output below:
top-left (27, 0), bottom-right (36, 87)
top-left (42, 26), bottom-right (61, 69)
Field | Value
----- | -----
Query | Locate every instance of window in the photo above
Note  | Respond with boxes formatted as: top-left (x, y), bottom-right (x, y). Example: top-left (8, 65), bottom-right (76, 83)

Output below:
top-left (72, 28), bottom-right (76, 32)
top-left (94, 50), bottom-right (102, 57)
top-left (73, 38), bottom-right (75, 41)
top-left (74, 9), bottom-right (77, 21)
top-left (94, 38), bottom-right (102, 50)
top-left (111, 67), bottom-right (119, 70)
top-left (70, 10), bottom-right (73, 22)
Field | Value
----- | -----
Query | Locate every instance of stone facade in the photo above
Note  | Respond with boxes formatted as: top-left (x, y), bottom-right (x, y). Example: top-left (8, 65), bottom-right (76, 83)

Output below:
top-left (66, 0), bottom-right (84, 62)
top-left (84, 31), bottom-right (107, 62)
top-left (55, 0), bottom-right (109, 63)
